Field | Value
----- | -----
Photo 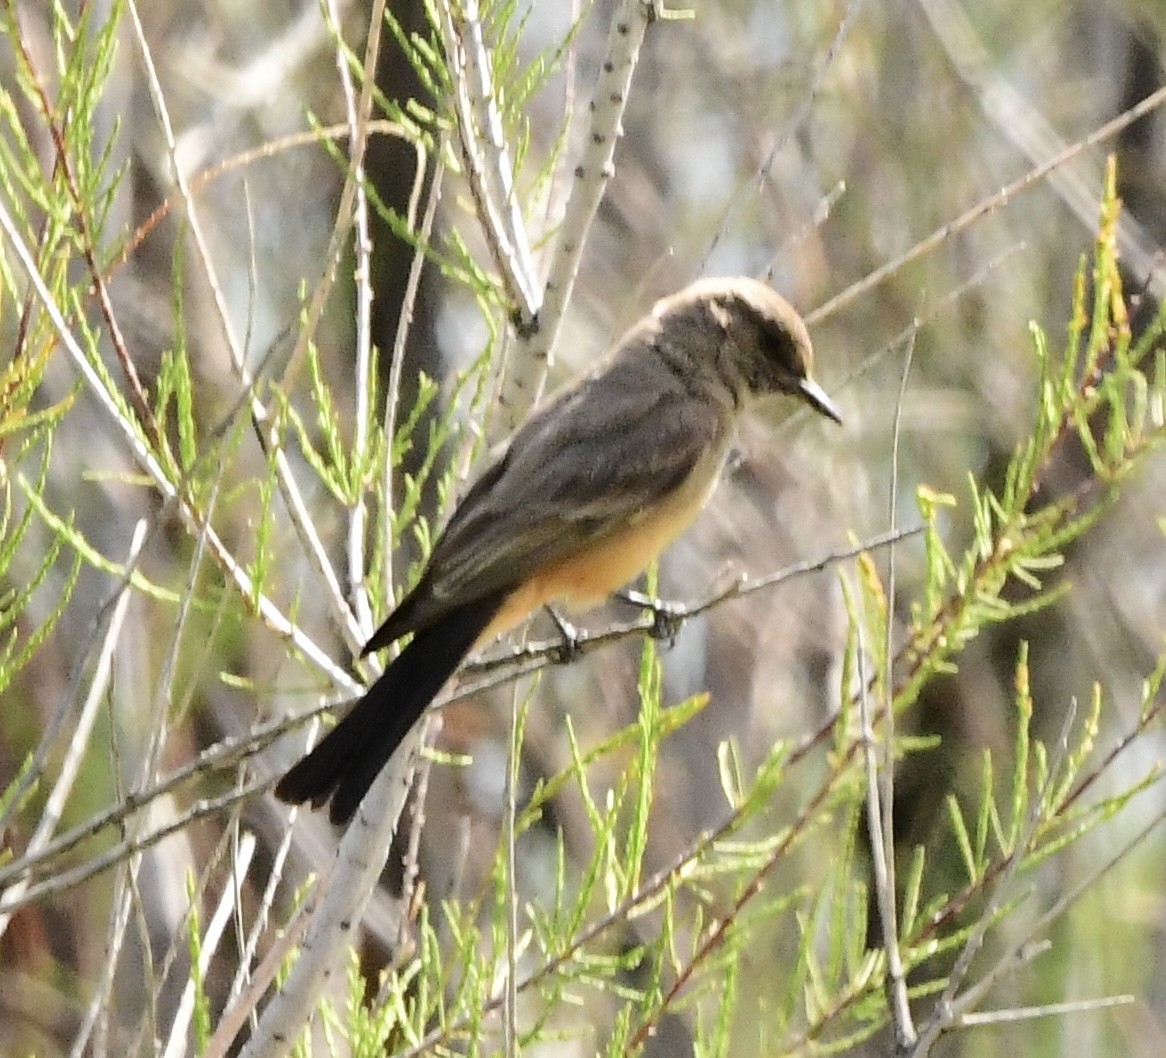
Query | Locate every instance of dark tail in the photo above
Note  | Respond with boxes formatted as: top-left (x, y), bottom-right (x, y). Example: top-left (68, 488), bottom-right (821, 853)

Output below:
top-left (275, 593), bottom-right (504, 824)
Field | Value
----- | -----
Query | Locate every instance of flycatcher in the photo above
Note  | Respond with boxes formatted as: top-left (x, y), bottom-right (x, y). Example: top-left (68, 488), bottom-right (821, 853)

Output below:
top-left (276, 276), bottom-right (842, 823)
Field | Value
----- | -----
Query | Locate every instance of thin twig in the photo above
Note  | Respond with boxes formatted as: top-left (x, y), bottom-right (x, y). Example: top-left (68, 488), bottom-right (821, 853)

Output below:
top-left (466, 525), bottom-right (927, 681)
top-left (807, 82), bottom-right (1166, 327)
top-left (917, 0), bottom-right (1166, 299)
top-left (399, 732), bottom-right (864, 1058)
top-left (331, 0), bottom-right (386, 642)
top-left (0, 782), bottom-right (269, 919)
top-left (879, 322), bottom-right (919, 1051)
top-left (275, 3), bottom-right (385, 399)
top-left (237, 749), bottom-right (419, 1058)
top-left (1, 0), bottom-right (161, 449)
top-left (507, 0), bottom-right (660, 421)
top-left (203, 862), bottom-right (325, 1058)
top-left (955, 993), bottom-right (1135, 1028)
top-left (128, 0), bottom-right (372, 659)
top-left (0, 522), bottom-right (146, 942)
top-left (503, 682), bottom-right (524, 1057)
top-left (161, 834), bottom-right (256, 1058)
top-left (911, 697), bottom-right (1083, 1054)
top-left (704, 0), bottom-right (865, 273)
top-left (0, 527), bottom-right (916, 904)
top-left (102, 121), bottom-right (407, 284)
top-left (67, 788), bottom-right (148, 1058)
top-left (378, 143), bottom-right (441, 623)
top-left (439, 0), bottom-right (538, 325)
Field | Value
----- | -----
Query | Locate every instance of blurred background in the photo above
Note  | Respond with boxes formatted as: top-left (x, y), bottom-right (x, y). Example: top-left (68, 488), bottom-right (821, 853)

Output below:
top-left (2, 0), bottom-right (1165, 1055)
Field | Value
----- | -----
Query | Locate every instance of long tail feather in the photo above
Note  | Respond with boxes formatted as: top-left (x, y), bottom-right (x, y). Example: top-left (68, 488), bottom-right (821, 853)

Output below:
top-left (275, 593), bottom-right (504, 824)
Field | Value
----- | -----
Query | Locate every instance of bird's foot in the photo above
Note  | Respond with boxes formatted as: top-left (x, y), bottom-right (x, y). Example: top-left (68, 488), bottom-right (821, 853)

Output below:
top-left (616, 589), bottom-right (688, 645)
top-left (544, 606), bottom-right (582, 664)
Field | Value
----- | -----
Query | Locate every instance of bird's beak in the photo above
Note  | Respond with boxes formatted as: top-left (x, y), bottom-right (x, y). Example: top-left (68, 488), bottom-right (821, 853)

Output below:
top-left (798, 376), bottom-right (843, 424)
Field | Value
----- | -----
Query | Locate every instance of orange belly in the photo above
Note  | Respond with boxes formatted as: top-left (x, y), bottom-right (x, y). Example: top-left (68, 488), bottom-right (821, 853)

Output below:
top-left (481, 455), bottom-right (722, 641)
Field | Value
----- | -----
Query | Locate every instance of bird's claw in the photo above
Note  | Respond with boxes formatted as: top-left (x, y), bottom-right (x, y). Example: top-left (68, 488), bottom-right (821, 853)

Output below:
top-left (617, 589), bottom-right (688, 644)
top-left (545, 606), bottom-right (582, 664)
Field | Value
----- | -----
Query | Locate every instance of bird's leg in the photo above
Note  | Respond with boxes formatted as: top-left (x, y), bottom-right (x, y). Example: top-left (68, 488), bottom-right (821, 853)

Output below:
top-left (614, 588), bottom-right (689, 644)
top-left (543, 605), bottom-right (582, 664)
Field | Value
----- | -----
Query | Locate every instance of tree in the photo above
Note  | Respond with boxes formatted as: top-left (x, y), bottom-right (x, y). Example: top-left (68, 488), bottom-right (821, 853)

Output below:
top-left (1, 2), bottom-right (1165, 1056)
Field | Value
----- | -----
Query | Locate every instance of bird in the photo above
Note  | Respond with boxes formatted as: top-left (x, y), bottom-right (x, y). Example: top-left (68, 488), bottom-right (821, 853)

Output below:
top-left (275, 276), bottom-right (842, 824)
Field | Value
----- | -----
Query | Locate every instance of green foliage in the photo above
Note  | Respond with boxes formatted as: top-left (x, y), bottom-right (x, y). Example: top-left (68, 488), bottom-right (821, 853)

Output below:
top-left (280, 164), bottom-right (1166, 1055)
top-left (900, 159), bottom-right (1165, 715)
top-left (0, 4), bottom-right (119, 759)
top-left (0, 433), bottom-right (80, 704)
top-left (3, 2), bottom-right (1165, 1057)
top-left (184, 871), bottom-right (213, 1051)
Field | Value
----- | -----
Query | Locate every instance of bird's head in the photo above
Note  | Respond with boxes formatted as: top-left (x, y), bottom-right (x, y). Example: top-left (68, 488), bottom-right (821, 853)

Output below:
top-left (684, 276), bottom-right (843, 424)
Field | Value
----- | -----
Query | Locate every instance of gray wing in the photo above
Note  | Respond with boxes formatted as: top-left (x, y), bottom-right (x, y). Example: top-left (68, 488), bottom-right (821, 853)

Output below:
top-left (398, 354), bottom-right (728, 633)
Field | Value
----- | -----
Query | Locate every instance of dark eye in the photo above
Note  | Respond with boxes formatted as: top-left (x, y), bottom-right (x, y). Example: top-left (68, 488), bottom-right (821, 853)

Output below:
top-left (760, 326), bottom-right (794, 364)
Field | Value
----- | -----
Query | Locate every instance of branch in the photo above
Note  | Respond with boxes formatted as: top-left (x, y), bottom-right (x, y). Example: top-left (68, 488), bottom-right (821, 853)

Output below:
top-left (502, 0), bottom-right (663, 423)
top-left (439, 0), bottom-right (539, 323)
top-left (807, 81), bottom-right (1166, 326)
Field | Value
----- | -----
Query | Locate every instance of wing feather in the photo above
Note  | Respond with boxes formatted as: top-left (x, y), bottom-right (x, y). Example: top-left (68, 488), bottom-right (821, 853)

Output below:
top-left (376, 355), bottom-right (729, 643)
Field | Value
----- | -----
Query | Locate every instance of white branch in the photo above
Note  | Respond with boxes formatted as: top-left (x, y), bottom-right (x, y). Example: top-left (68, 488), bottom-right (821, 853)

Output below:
top-left (238, 735), bottom-right (420, 1058)
top-left (440, 0), bottom-right (539, 321)
top-left (502, 0), bottom-right (661, 426)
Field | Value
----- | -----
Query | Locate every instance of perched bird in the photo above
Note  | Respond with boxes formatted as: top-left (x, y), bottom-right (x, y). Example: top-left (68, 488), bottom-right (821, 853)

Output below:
top-left (276, 276), bottom-right (842, 823)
